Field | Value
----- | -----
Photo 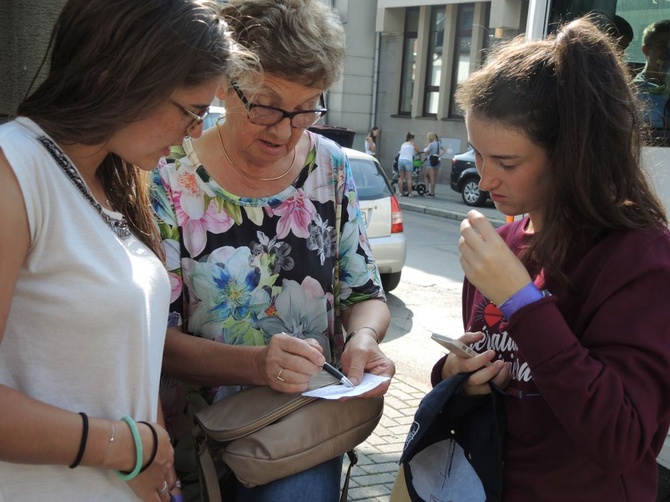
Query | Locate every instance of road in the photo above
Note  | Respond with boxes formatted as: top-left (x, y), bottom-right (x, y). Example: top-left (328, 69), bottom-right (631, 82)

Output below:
top-left (379, 210), bottom-right (466, 392)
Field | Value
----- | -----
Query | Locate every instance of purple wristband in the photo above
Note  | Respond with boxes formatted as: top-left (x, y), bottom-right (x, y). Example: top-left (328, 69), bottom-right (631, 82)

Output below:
top-left (498, 283), bottom-right (547, 319)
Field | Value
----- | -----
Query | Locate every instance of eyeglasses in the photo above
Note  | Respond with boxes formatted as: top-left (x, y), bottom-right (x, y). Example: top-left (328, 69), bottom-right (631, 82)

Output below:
top-left (231, 82), bottom-right (327, 129)
top-left (170, 100), bottom-right (210, 135)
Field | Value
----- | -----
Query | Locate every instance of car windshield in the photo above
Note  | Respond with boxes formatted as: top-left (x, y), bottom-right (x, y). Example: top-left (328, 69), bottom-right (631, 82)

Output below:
top-left (349, 158), bottom-right (392, 200)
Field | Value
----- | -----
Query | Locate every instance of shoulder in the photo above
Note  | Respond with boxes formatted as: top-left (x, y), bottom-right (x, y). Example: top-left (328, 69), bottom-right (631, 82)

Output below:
top-left (598, 225), bottom-right (670, 265)
top-left (0, 118), bottom-right (42, 154)
top-left (157, 140), bottom-right (196, 176)
top-left (309, 131), bottom-right (350, 183)
top-left (0, 118), bottom-right (59, 182)
top-left (311, 131), bottom-right (346, 160)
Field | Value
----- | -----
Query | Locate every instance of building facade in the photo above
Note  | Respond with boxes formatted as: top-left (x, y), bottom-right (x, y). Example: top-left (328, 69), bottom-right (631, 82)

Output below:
top-left (0, 0), bottom-right (529, 183)
top-left (371, 0), bottom-right (528, 180)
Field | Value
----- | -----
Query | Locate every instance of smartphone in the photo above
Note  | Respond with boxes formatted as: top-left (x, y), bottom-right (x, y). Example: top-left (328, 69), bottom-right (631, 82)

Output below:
top-left (431, 333), bottom-right (491, 366)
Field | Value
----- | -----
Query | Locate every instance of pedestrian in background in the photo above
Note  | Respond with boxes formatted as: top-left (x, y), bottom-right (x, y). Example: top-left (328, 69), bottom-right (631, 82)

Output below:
top-left (365, 126), bottom-right (379, 157)
top-left (423, 132), bottom-right (443, 197)
top-left (397, 132), bottom-right (420, 197)
top-left (433, 17), bottom-right (670, 500)
top-left (633, 20), bottom-right (670, 130)
top-left (0, 0), bottom-right (236, 500)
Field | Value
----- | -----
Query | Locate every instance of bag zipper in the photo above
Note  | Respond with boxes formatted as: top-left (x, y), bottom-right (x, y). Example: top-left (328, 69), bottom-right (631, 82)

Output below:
top-left (197, 395), bottom-right (319, 442)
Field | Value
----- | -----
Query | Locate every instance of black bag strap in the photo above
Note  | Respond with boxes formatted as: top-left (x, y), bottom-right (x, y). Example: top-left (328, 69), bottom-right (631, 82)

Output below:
top-left (340, 450), bottom-right (358, 502)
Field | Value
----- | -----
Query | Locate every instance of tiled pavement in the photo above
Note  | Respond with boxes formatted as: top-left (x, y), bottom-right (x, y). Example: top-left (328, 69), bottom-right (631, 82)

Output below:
top-left (340, 186), bottom-right (500, 500)
top-left (341, 375), bottom-right (430, 501)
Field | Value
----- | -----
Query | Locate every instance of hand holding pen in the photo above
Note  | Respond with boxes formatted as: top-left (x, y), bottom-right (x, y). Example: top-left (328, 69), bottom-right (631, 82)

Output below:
top-left (323, 362), bottom-right (355, 388)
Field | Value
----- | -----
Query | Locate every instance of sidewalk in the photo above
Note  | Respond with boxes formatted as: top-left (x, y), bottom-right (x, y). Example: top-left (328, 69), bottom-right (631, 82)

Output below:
top-left (342, 375), bottom-right (430, 501)
top-left (340, 184), bottom-right (504, 500)
top-left (395, 182), bottom-right (506, 227)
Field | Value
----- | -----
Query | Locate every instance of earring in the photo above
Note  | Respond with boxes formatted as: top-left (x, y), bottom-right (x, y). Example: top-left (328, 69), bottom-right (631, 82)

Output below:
top-left (216, 113), bottom-right (226, 127)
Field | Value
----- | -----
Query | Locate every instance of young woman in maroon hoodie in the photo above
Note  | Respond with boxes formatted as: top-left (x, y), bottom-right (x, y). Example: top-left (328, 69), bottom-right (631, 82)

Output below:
top-left (432, 17), bottom-right (670, 501)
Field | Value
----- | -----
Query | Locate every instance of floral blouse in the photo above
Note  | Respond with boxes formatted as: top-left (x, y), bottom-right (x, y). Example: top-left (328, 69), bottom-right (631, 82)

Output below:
top-left (151, 131), bottom-right (385, 404)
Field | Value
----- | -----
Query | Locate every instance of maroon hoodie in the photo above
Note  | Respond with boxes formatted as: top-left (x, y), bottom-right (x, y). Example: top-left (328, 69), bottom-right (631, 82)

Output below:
top-left (433, 217), bottom-right (670, 501)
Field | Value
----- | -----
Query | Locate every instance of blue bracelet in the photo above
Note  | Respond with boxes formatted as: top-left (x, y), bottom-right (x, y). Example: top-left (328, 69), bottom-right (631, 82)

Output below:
top-left (498, 283), bottom-right (549, 319)
top-left (115, 416), bottom-right (143, 481)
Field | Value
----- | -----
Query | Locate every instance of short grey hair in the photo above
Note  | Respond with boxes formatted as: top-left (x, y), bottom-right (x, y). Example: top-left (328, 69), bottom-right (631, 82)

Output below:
top-left (221, 0), bottom-right (345, 91)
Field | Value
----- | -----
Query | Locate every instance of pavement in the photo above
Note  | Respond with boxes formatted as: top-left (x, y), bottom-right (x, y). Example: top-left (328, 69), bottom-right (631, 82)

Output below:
top-left (394, 182), bottom-right (506, 227)
top-left (340, 183), bottom-right (505, 501)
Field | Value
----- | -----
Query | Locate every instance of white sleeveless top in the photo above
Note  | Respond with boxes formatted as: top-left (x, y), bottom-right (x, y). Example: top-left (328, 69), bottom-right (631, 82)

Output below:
top-left (0, 118), bottom-right (170, 501)
top-left (364, 137), bottom-right (375, 156)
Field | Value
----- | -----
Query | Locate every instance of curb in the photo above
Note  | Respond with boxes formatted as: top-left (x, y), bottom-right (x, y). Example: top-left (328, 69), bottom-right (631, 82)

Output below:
top-left (398, 201), bottom-right (507, 227)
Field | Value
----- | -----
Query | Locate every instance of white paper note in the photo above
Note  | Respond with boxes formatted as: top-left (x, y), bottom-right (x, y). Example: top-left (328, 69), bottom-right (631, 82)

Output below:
top-left (302, 373), bottom-right (390, 399)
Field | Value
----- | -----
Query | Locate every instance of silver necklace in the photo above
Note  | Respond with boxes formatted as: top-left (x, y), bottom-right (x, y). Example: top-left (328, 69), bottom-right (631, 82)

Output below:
top-left (38, 136), bottom-right (132, 239)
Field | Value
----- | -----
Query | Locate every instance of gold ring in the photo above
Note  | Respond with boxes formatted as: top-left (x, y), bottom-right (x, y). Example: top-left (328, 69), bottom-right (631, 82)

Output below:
top-left (276, 368), bottom-right (285, 382)
top-left (158, 481), bottom-right (169, 494)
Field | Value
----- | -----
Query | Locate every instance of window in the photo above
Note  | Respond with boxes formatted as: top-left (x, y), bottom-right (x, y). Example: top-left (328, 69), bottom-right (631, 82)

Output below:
top-left (423, 6), bottom-right (447, 116)
top-left (449, 3), bottom-right (491, 118)
top-left (547, 0), bottom-right (670, 141)
top-left (398, 8), bottom-right (420, 116)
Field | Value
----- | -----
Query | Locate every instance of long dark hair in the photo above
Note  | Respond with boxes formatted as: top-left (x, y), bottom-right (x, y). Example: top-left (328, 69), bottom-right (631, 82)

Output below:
top-left (368, 127), bottom-right (379, 143)
top-left (18, 0), bottom-right (234, 253)
top-left (456, 16), bottom-right (666, 287)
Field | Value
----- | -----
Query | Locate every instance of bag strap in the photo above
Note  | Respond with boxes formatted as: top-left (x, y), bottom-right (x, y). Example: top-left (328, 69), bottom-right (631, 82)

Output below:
top-left (195, 426), bottom-right (222, 502)
top-left (340, 450), bottom-right (358, 502)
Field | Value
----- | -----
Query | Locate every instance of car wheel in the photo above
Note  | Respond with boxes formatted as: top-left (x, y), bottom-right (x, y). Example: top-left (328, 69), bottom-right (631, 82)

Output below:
top-left (381, 272), bottom-right (401, 292)
top-left (416, 184), bottom-right (426, 196)
top-left (461, 178), bottom-right (487, 207)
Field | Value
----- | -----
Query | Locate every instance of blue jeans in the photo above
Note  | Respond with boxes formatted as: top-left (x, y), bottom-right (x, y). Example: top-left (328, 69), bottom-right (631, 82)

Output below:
top-left (235, 455), bottom-right (343, 502)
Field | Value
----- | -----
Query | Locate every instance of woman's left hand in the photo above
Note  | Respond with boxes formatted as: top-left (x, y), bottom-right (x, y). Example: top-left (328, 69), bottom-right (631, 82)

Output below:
top-left (459, 210), bottom-right (531, 305)
top-left (339, 333), bottom-right (395, 397)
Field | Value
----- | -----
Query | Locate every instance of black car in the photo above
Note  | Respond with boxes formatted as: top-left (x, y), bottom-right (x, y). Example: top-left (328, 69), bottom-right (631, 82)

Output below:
top-left (450, 149), bottom-right (489, 207)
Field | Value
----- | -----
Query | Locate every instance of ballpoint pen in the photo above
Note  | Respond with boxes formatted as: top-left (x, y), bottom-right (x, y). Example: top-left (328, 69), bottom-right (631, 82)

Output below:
top-left (322, 362), bottom-right (355, 388)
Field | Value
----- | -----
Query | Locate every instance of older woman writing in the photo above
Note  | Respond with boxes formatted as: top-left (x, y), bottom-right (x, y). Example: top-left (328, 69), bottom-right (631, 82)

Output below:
top-left (151, 1), bottom-right (395, 500)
